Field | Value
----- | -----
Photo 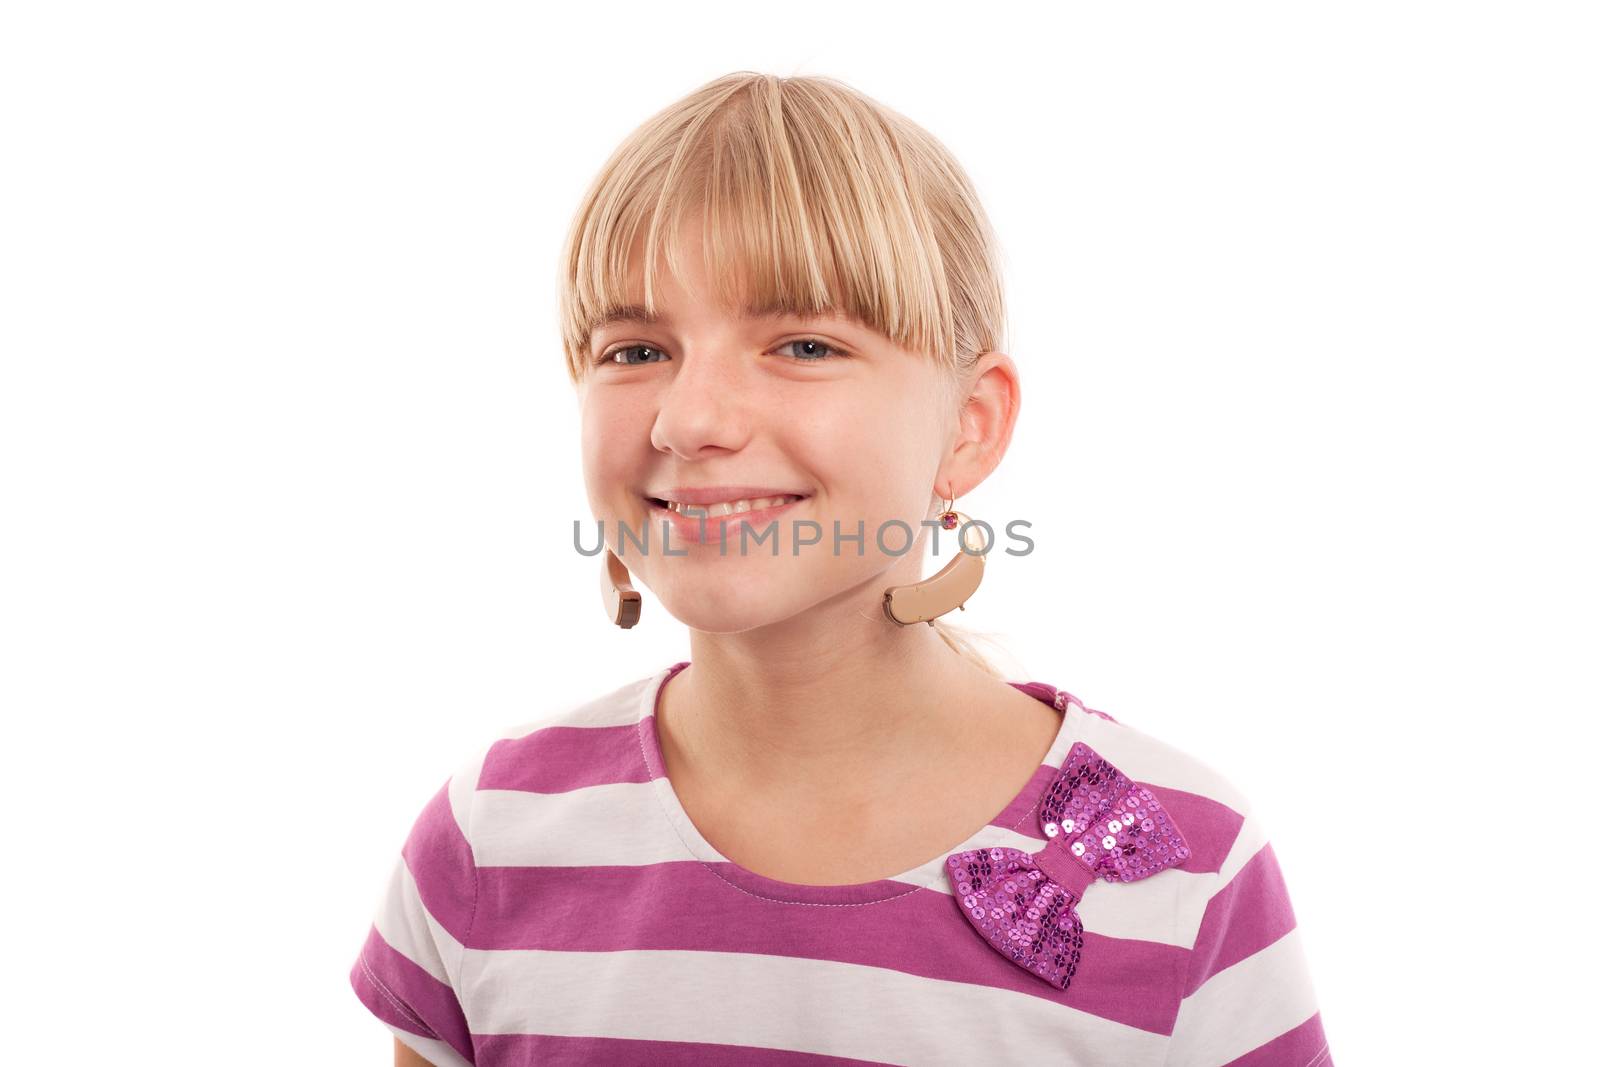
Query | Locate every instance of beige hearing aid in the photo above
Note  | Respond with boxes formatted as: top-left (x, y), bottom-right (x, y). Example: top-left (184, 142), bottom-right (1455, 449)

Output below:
top-left (600, 547), bottom-right (642, 628)
top-left (881, 505), bottom-right (986, 627)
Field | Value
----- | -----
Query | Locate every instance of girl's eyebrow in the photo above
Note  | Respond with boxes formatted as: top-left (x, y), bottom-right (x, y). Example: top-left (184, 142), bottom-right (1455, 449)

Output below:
top-left (589, 305), bottom-right (660, 332)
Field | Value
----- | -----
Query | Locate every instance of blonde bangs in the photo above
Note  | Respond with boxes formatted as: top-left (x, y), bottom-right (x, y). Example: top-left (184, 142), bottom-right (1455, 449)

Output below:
top-left (558, 72), bottom-right (1005, 388)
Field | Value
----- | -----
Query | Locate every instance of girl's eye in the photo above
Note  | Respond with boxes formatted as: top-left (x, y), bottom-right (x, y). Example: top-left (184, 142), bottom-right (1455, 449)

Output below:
top-left (599, 345), bottom-right (667, 366)
top-left (597, 337), bottom-right (849, 366)
top-left (774, 337), bottom-right (847, 361)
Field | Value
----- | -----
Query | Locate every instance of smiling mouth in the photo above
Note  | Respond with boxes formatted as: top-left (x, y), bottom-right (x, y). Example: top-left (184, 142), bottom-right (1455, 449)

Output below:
top-left (644, 493), bottom-right (809, 519)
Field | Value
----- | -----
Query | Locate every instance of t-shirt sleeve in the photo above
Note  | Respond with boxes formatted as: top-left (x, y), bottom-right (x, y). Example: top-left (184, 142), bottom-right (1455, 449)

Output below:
top-left (1163, 795), bottom-right (1333, 1067)
top-left (348, 754), bottom-right (482, 1067)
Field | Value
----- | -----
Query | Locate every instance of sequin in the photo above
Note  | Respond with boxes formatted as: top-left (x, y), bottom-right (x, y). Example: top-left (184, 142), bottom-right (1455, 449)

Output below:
top-left (943, 740), bottom-right (1192, 993)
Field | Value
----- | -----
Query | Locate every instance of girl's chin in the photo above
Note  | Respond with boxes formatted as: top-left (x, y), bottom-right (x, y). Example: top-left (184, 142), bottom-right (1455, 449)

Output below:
top-left (656, 588), bottom-right (816, 633)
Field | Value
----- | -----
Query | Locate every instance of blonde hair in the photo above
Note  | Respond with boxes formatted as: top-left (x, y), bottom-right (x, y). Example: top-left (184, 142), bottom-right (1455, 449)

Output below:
top-left (557, 71), bottom-right (1011, 678)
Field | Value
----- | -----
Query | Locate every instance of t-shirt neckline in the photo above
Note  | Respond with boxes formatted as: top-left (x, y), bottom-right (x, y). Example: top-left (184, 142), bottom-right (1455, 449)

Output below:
top-left (634, 659), bottom-right (1091, 906)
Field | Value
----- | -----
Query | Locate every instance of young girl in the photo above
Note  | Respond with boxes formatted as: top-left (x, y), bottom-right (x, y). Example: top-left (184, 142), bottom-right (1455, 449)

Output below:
top-left (349, 72), bottom-right (1332, 1067)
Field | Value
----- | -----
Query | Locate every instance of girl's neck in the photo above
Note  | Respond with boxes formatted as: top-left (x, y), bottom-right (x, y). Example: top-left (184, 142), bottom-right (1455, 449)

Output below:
top-left (661, 613), bottom-right (1007, 809)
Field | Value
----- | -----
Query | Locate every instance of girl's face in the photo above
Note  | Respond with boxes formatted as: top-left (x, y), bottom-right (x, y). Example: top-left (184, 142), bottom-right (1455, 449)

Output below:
top-left (576, 216), bottom-right (963, 636)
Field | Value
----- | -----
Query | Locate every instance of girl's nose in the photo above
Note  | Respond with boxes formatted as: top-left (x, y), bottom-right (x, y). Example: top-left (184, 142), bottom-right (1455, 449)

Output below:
top-left (648, 348), bottom-right (752, 458)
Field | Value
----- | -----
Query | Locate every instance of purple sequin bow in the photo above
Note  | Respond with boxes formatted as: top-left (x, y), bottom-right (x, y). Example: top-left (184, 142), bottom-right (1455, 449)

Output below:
top-left (944, 739), bottom-right (1192, 991)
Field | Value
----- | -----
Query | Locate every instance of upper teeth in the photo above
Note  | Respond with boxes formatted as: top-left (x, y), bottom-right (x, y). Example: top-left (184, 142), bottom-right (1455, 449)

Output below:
top-left (665, 495), bottom-right (801, 517)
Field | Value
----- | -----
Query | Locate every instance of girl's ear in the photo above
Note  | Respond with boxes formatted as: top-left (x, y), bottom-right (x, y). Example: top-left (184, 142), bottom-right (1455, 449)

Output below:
top-left (943, 352), bottom-right (1021, 491)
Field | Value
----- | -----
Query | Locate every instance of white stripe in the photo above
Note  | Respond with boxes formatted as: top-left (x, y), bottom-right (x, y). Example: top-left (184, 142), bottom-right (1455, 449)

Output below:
top-left (575, 671), bottom-right (662, 727)
top-left (372, 854), bottom-right (468, 988)
top-left (467, 947), bottom-right (1168, 1066)
top-left (1162, 927), bottom-right (1321, 1067)
top-left (472, 780), bottom-right (699, 867)
top-left (466, 675), bottom-right (661, 789)
top-left (514, 671), bottom-right (659, 731)
top-left (1069, 714), bottom-right (1253, 816)
top-left (446, 749), bottom-right (489, 844)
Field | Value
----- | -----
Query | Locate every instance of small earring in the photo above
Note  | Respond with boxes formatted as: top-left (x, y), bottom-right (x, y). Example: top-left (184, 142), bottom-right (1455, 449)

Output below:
top-left (601, 547), bottom-right (642, 628)
top-left (882, 488), bottom-right (986, 627)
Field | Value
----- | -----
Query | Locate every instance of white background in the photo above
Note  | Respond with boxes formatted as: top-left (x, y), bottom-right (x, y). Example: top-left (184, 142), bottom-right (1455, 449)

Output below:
top-left (4, 2), bottom-right (1595, 1063)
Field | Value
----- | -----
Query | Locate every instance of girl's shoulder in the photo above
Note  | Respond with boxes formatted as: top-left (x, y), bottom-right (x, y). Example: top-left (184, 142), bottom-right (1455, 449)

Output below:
top-left (435, 668), bottom-right (670, 840)
top-left (473, 668), bottom-right (664, 773)
top-left (1056, 691), bottom-right (1258, 827)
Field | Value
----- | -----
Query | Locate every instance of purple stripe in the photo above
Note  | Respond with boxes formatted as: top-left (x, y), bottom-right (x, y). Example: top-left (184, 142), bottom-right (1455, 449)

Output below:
top-left (401, 778), bottom-right (479, 943)
top-left (475, 1033), bottom-right (894, 1065)
top-left (1146, 787), bottom-right (1247, 875)
top-left (1183, 842), bottom-right (1300, 995)
top-left (1221, 1012), bottom-right (1331, 1066)
top-left (479, 723), bottom-right (650, 793)
top-left (1010, 680), bottom-right (1063, 706)
top-left (473, 860), bottom-right (1187, 1034)
top-left (349, 924), bottom-right (476, 1063)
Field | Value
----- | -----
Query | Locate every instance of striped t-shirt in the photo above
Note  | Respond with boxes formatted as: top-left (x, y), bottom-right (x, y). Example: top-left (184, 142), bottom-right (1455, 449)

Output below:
top-left (350, 660), bottom-right (1332, 1066)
